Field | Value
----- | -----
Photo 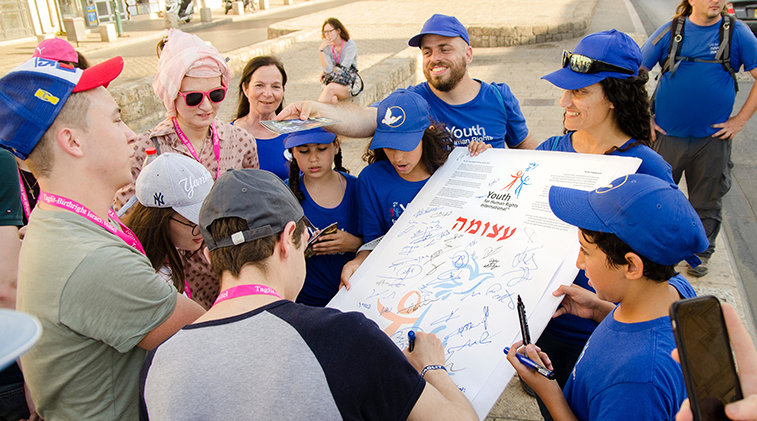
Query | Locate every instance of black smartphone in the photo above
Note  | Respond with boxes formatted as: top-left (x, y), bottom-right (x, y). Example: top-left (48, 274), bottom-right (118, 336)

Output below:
top-left (670, 295), bottom-right (743, 421)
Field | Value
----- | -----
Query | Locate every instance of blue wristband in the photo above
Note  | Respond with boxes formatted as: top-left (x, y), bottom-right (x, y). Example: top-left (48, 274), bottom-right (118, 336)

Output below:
top-left (420, 364), bottom-right (447, 378)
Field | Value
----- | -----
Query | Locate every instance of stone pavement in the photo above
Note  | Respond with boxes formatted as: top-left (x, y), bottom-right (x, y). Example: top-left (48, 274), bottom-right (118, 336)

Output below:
top-left (2, 0), bottom-right (754, 419)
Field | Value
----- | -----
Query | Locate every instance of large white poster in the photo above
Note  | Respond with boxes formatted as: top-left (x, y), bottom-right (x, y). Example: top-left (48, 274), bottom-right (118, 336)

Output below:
top-left (328, 148), bottom-right (641, 418)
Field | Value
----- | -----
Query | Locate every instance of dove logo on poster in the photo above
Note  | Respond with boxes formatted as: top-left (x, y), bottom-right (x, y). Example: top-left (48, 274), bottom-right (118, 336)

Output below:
top-left (381, 106), bottom-right (405, 128)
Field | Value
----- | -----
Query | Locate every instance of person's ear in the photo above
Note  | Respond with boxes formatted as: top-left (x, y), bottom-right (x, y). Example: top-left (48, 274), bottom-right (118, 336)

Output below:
top-left (202, 246), bottom-right (211, 265)
top-left (278, 221), bottom-right (298, 258)
top-left (56, 127), bottom-right (84, 158)
top-left (333, 139), bottom-right (340, 155)
top-left (624, 252), bottom-right (644, 280)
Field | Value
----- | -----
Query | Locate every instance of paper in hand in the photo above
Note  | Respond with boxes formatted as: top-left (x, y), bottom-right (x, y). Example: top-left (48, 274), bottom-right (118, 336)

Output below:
top-left (260, 117), bottom-right (339, 134)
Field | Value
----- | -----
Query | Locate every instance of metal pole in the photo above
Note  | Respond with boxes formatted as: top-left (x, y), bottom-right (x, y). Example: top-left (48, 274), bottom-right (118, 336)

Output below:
top-left (112, 0), bottom-right (124, 36)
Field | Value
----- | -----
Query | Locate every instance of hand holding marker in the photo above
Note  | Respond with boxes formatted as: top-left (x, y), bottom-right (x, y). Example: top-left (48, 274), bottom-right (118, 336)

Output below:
top-left (507, 295), bottom-right (555, 380)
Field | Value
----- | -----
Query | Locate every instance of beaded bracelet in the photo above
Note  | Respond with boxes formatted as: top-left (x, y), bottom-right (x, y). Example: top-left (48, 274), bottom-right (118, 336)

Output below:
top-left (420, 364), bottom-right (447, 378)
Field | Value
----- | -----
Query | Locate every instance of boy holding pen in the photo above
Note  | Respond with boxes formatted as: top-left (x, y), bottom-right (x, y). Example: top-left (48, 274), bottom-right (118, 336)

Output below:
top-left (507, 174), bottom-right (708, 420)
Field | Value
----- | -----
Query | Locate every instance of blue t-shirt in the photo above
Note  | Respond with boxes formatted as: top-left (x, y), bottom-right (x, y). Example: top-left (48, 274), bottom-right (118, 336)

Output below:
top-left (358, 160), bottom-right (428, 242)
top-left (405, 81), bottom-right (529, 148)
top-left (296, 172), bottom-right (360, 307)
top-left (537, 133), bottom-right (675, 184)
top-left (256, 133), bottom-right (289, 180)
top-left (563, 308), bottom-right (689, 421)
top-left (641, 17), bottom-right (757, 138)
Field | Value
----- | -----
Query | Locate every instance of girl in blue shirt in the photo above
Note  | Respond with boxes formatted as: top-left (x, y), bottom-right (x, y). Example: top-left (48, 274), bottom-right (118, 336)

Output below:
top-left (286, 128), bottom-right (362, 306)
top-left (341, 90), bottom-right (489, 287)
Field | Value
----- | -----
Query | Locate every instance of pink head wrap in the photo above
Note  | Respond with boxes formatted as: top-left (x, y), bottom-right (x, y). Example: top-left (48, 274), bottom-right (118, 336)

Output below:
top-left (152, 29), bottom-right (231, 117)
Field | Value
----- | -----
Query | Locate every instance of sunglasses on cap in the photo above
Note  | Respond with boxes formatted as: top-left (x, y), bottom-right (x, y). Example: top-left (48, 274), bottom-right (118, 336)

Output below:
top-left (177, 86), bottom-right (227, 107)
top-left (561, 50), bottom-right (634, 75)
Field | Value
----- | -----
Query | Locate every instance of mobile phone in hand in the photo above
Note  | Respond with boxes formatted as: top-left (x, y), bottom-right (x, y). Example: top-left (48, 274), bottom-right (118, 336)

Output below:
top-left (304, 222), bottom-right (338, 259)
top-left (670, 295), bottom-right (742, 421)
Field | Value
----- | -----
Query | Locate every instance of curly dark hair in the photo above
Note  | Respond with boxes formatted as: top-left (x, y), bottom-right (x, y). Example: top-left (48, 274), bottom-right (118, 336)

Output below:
top-left (288, 139), bottom-right (349, 203)
top-left (236, 56), bottom-right (288, 119)
top-left (581, 228), bottom-right (676, 283)
top-left (597, 68), bottom-right (652, 153)
top-left (363, 121), bottom-right (454, 174)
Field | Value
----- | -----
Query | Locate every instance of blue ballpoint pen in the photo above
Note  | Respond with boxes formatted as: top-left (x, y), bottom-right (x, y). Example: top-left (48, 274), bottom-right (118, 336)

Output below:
top-left (408, 331), bottom-right (416, 352)
top-left (504, 347), bottom-right (556, 380)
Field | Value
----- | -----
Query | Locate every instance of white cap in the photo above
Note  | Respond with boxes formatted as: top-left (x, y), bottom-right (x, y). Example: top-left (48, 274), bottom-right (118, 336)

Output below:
top-left (0, 309), bottom-right (42, 371)
top-left (135, 153), bottom-right (213, 224)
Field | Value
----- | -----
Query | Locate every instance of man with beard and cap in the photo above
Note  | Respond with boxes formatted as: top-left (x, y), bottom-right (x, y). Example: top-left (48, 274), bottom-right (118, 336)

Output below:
top-left (277, 14), bottom-right (537, 150)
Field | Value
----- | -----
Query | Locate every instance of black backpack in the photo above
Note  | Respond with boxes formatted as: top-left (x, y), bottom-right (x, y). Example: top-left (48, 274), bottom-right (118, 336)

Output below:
top-left (652, 14), bottom-right (739, 92)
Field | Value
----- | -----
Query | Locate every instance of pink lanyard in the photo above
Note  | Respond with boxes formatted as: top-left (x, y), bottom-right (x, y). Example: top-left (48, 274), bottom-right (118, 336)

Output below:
top-left (17, 170), bottom-right (31, 220)
top-left (331, 38), bottom-right (344, 65)
top-left (172, 118), bottom-right (221, 179)
top-left (214, 284), bottom-right (281, 306)
top-left (40, 191), bottom-right (146, 255)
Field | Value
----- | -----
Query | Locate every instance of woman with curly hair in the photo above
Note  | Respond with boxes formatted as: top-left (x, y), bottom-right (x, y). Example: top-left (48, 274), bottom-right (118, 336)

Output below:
top-left (529, 29), bottom-right (677, 420)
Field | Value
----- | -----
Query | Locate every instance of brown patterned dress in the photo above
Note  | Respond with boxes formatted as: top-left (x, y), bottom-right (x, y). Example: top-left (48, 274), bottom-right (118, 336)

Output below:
top-left (115, 117), bottom-right (259, 309)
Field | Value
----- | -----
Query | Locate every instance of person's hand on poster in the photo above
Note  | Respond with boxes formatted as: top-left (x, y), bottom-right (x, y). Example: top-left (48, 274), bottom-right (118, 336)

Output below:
top-left (674, 303), bottom-right (757, 421)
top-left (340, 250), bottom-right (370, 290)
top-left (552, 284), bottom-right (614, 323)
top-left (467, 140), bottom-right (491, 157)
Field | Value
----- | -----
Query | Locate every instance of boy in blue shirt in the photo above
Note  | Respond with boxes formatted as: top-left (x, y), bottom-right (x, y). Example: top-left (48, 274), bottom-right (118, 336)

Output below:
top-left (507, 174), bottom-right (708, 420)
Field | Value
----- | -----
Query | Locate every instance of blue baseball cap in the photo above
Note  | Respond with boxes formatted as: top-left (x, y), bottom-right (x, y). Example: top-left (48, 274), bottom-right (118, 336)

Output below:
top-left (370, 90), bottom-right (431, 152)
top-left (0, 56), bottom-right (124, 160)
top-left (548, 174), bottom-right (708, 267)
top-left (284, 127), bottom-right (337, 149)
top-left (542, 29), bottom-right (641, 90)
top-left (408, 14), bottom-right (470, 47)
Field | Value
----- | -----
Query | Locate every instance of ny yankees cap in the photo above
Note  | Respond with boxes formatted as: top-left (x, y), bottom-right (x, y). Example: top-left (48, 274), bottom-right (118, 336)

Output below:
top-left (548, 174), bottom-right (708, 267)
top-left (370, 89), bottom-right (431, 152)
top-left (408, 14), bottom-right (470, 47)
top-left (542, 29), bottom-right (641, 90)
top-left (135, 153), bottom-right (213, 224)
top-left (199, 169), bottom-right (313, 251)
top-left (284, 127), bottom-right (337, 149)
top-left (0, 56), bottom-right (124, 159)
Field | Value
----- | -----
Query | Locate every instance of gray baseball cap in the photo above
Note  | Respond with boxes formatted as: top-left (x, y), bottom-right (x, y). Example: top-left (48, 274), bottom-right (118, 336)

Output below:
top-left (199, 169), bottom-right (311, 251)
top-left (135, 153), bottom-right (213, 224)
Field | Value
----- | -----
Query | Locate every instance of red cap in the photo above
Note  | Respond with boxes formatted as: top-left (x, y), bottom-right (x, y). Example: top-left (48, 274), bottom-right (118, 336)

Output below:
top-left (72, 56), bottom-right (124, 93)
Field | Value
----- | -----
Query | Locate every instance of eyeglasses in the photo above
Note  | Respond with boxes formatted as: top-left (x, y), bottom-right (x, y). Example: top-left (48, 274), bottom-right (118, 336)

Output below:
top-left (171, 217), bottom-right (201, 236)
top-left (561, 50), bottom-right (635, 75)
top-left (322, 28), bottom-right (336, 35)
top-left (177, 86), bottom-right (227, 107)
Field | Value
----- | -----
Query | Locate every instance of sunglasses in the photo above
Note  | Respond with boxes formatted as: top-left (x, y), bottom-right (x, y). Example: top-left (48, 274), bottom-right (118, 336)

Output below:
top-left (177, 86), bottom-right (227, 107)
top-left (171, 217), bottom-right (201, 236)
top-left (561, 50), bottom-right (635, 75)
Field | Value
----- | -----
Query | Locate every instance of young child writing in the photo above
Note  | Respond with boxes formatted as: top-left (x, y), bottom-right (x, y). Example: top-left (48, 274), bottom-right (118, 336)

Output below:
top-left (286, 128), bottom-right (362, 306)
top-left (341, 89), bottom-right (489, 286)
top-left (507, 174), bottom-right (708, 420)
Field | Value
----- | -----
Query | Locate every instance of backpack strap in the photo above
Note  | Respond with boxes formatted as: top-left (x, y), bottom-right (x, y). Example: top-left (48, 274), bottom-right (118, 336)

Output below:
top-left (150, 135), bottom-right (162, 155)
top-left (716, 15), bottom-right (739, 92)
top-left (660, 17), bottom-right (686, 76)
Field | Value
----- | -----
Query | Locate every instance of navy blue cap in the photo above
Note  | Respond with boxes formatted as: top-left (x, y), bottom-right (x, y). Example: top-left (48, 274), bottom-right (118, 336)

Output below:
top-left (542, 29), bottom-right (641, 90)
top-left (284, 127), bottom-right (337, 149)
top-left (370, 89), bottom-right (431, 152)
top-left (408, 14), bottom-right (470, 47)
top-left (548, 174), bottom-right (708, 267)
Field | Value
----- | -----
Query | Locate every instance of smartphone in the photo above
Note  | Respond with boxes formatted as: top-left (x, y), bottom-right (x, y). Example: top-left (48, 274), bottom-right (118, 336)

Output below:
top-left (304, 222), bottom-right (338, 259)
top-left (670, 295), bottom-right (742, 421)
